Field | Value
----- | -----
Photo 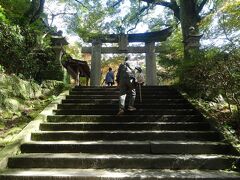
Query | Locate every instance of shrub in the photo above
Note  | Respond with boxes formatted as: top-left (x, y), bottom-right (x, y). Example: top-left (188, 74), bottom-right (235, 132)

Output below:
top-left (178, 49), bottom-right (240, 115)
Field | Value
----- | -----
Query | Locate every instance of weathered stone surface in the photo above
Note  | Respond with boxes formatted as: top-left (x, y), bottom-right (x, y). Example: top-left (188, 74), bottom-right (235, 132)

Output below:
top-left (0, 86), bottom-right (240, 179)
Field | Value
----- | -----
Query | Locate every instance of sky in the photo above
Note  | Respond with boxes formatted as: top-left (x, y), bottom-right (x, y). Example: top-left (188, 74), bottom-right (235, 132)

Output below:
top-left (44, 0), bottom-right (164, 44)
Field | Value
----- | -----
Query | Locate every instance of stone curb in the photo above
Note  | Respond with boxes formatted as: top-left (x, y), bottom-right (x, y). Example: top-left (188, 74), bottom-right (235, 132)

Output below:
top-left (0, 90), bottom-right (69, 169)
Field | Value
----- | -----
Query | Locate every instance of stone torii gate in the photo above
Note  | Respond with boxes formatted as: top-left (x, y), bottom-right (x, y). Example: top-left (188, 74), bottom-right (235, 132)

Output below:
top-left (82, 27), bottom-right (172, 86)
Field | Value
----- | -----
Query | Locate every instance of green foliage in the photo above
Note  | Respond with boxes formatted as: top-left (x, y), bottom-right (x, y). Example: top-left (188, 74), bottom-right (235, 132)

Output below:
top-left (200, 0), bottom-right (240, 48)
top-left (220, 1), bottom-right (240, 30)
top-left (0, 0), bottom-right (55, 82)
top-left (0, 20), bottom-right (56, 81)
top-left (157, 29), bottom-right (184, 85)
top-left (62, 0), bottom-right (174, 40)
top-left (65, 42), bottom-right (82, 59)
top-left (25, 48), bottom-right (56, 82)
top-left (178, 48), bottom-right (240, 115)
top-left (0, 0), bottom-right (31, 25)
top-left (0, 5), bottom-right (8, 22)
top-left (0, 0), bottom-right (46, 25)
top-left (172, 0), bottom-right (240, 117)
top-left (0, 73), bottom-right (67, 150)
top-left (65, 0), bottom-right (108, 41)
top-left (0, 21), bottom-right (25, 74)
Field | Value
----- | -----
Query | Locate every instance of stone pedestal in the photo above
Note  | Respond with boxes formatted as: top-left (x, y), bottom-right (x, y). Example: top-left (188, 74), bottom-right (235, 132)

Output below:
top-left (90, 40), bottom-right (102, 86)
top-left (51, 34), bottom-right (69, 81)
top-left (51, 46), bottom-right (65, 81)
top-left (145, 42), bottom-right (157, 85)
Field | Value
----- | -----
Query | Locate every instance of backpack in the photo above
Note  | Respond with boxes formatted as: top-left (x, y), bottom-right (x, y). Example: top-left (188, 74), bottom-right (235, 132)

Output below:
top-left (119, 62), bottom-right (135, 79)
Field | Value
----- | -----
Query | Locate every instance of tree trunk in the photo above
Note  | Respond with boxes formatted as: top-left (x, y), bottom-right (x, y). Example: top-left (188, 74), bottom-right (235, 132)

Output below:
top-left (179, 0), bottom-right (201, 60)
top-left (24, 0), bottom-right (45, 24)
top-left (141, 0), bottom-right (207, 60)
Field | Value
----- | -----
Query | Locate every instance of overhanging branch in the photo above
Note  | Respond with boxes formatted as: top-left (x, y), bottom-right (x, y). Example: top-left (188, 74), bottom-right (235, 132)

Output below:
top-left (127, 5), bottom-right (150, 33)
top-left (50, 12), bottom-right (76, 26)
top-left (111, 0), bottom-right (124, 8)
top-left (141, 0), bottom-right (172, 8)
top-left (25, 0), bottom-right (46, 24)
top-left (140, 0), bottom-right (180, 20)
top-left (197, 0), bottom-right (208, 14)
top-left (74, 0), bottom-right (88, 9)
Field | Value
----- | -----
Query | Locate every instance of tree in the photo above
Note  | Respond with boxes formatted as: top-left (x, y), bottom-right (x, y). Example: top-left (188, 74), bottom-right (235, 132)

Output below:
top-left (201, 0), bottom-right (240, 50)
top-left (64, 0), bottom-right (209, 59)
top-left (25, 0), bottom-right (46, 24)
top-left (0, 0), bottom-right (58, 82)
top-left (56, 0), bottom-right (161, 41)
top-left (0, 0), bottom-right (45, 25)
top-left (140, 0), bottom-right (209, 59)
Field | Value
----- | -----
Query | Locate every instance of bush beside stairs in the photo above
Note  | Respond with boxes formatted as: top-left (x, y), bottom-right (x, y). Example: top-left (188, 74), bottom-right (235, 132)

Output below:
top-left (0, 86), bottom-right (240, 179)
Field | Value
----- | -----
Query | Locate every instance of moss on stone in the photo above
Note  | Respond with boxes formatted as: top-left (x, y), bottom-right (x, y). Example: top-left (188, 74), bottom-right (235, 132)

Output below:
top-left (0, 73), bottom-right (69, 151)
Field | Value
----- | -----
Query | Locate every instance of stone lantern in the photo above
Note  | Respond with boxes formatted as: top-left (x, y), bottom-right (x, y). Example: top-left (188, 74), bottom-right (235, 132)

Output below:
top-left (50, 30), bottom-right (69, 81)
top-left (185, 34), bottom-right (203, 49)
top-left (185, 26), bottom-right (203, 49)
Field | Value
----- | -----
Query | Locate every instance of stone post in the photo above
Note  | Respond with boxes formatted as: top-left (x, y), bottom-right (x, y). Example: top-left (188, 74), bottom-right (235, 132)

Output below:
top-left (51, 33), bottom-right (68, 81)
top-left (90, 40), bottom-right (102, 86)
top-left (145, 42), bottom-right (157, 85)
top-left (52, 46), bottom-right (64, 70)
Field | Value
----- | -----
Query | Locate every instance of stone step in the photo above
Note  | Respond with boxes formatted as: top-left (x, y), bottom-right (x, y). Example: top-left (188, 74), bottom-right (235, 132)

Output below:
top-left (69, 91), bottom-right (179, 96)
top-left (20, 141), bottom-right (234, 154)
top-left (53, 109), bottom-right (200, 115)
top-left (61, 99), bottom-right (189, 104)
top-left (47, 115), bottom-right (204, 122)
top-left (2, 86), bottom-right (239, 180)
top-left (65, 94), bottom-right (183, 99)
top-left (57, 104), bottom-right (193, 110)
top-left (7, 153), bottom-right (239, 170)
top-left (39, 122), bottom-right (210, 131)
top-left (31, 130), bottom-right (220, 141)
top-left (73, 85), bottom-right (175, 90)
top-left (69, 90), bottom-right (179, 95)
top-left (1, 169), bottom-right (240, 180)
top-left (71, 87), bottom-right (178, 91)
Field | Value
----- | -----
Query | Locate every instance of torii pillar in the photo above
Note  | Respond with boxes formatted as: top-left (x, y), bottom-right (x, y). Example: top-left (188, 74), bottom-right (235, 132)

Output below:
top-left (145, 42), bottom-right (157, 85)
top-left (90, 40), bottom-right (102, 86)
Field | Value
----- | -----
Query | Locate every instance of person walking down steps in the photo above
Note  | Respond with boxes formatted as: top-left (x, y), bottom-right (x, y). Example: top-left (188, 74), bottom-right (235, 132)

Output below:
top-left (116, 56), bottom-right (137, 115)
top-left (105, 67), bottom-right (115, 86)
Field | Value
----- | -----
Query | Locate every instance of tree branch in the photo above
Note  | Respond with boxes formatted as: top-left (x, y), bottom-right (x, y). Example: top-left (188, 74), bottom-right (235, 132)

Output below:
top-left (74, 0), bottom-right (88, 9)
top-left (111, 0), bottom-right (124, 8)
top-left (50, 12), bottom-right (76, 26)
top-left (127, 5), bottom-right (150, 33)
top-left (127, 18), bottom-right (141, 33)
top-left (140, 0), bottom-right (180, 20)
top-left (141, 0), bottom-right (171, 8)
top-left (169, 0), bottom-right (180, 20)
top-left (25, 0), bottom-right (45, 24)
top-left (197, 0), bottom-right (208, 14)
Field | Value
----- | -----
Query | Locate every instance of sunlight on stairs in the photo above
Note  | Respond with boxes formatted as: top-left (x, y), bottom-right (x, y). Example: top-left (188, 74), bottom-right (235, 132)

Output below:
top-left (0, 86), bottom-right (239, 179)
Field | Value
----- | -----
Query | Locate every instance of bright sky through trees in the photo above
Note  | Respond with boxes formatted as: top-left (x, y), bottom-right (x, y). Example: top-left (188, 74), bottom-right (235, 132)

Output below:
top-left (44, 0), bottom-right (164, 44)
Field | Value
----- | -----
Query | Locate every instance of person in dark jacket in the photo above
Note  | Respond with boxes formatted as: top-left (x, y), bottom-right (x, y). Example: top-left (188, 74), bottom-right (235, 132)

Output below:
top-left (105, 67), bottom-right (115, 86)
top-left (116, 56), bottom-right (136, 115)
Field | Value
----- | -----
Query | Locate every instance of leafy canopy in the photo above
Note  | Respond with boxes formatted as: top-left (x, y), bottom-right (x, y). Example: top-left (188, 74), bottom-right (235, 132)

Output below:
top-left (54, 0), bottom-right (175, 41)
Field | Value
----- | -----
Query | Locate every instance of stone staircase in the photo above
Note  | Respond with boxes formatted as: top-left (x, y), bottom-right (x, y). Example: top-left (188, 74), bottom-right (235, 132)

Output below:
top-left (1, 86), bottom-right (240, 179)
